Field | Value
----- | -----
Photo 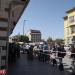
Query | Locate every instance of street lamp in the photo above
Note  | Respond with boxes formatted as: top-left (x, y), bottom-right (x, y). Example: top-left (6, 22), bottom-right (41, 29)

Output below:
top-left (23, 20), bottom-right (26, 35)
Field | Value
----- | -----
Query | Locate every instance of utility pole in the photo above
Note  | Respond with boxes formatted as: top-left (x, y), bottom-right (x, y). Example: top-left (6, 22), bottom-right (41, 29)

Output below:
top-left (23, 20), bottom-right (26, 35)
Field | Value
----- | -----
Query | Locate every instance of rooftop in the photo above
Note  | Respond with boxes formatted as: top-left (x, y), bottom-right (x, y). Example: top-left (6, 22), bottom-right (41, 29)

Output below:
top-left (30, 29), bottom-right (41, 33)
top-left (66, 7), bottom-right (75, 13)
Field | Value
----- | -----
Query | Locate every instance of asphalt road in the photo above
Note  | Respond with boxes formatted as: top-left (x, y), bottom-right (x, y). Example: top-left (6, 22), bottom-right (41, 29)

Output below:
top-left (8, 54), bottom-right (72, 75)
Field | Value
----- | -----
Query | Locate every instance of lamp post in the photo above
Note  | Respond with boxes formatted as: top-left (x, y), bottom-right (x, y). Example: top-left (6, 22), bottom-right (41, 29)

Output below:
top-left (23, 20), bottom-right (26, 35)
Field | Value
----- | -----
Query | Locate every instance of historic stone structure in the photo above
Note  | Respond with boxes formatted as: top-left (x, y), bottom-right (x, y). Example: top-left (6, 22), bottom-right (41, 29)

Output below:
top-left (0, 0), bottom-right (29, 73)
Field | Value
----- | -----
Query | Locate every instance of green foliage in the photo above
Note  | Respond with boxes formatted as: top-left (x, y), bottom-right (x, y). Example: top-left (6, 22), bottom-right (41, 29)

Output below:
top-left (19, 35), bottom-right (29, 43)
top-left (47, 37), bottom-right (52, 42)
top-left (47, 37), bottom-right (53, 44)
top-left (55, 38), bottom-right (64, 44)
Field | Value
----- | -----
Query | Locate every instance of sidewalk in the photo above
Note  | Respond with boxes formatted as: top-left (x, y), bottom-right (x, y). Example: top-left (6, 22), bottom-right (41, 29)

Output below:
top-left (8, 54), bottom-right (71, 75)
top-left (63, 55), bottom-right (72, 72)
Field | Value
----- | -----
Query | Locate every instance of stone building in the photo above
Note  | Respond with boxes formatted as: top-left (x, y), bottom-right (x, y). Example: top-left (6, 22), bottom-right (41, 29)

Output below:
top-left (64, 7), bottom-right (75, 45)
top-left (26, 29), bottom-right (41, 43)
top-left (0, 0), bottom-right (29, 73)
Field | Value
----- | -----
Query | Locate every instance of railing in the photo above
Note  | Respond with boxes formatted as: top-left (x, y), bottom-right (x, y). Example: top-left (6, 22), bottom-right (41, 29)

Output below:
top-left (33, 49), bottom-right (75, 59)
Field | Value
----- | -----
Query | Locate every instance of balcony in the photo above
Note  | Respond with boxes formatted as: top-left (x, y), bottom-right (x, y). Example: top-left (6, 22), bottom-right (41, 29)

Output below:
top-left (69, 22), bottom-right (75, 27)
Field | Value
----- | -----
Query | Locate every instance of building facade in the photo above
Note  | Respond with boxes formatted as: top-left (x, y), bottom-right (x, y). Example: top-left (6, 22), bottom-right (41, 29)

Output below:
top-left (26, 29), bottom-right (41, 43)
top-left (64, 7), bottom-right (75, 45)
top-left (0, 0), bottom-right (29, 73)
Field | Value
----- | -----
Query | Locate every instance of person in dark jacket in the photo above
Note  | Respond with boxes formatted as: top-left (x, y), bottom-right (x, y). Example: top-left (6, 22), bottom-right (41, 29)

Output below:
top-left (59, 63), bottom-right (64, 71)
top-left (15, 44), bottom-right (20, 58)
top-left (28, 45), bottom-right (34, 60)
top-left (71, 45), bottom-right (75, 58)
top-left (58, 45), bottom-right (66, 64)
top-left (58, 45), bottom-right (66, 71)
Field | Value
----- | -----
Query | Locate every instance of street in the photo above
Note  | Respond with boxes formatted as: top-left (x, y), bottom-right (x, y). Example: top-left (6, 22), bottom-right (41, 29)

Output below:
top-left (8, 54), bottom-right (72, 75)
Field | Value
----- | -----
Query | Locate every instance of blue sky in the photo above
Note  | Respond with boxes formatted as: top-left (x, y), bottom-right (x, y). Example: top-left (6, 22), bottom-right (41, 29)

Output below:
top-left (11, 0), bottom-right (75, 40)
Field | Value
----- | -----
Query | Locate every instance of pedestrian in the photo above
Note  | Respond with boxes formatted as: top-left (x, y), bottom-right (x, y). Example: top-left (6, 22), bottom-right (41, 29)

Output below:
top-left (44, 51), bottom-right (50, 63)
top-left (43, 42), bottom-right (49, 62)
top-left (70, 45), bottom-right (75, 74)
top-left (50, 53), bottom-right (57, 67)
top-left (15, 44), bottom-right (20, 58)
top-left (57, 44), bottom-right (66, 71)
top-left (39, 50), bottom-right (44, 62)
top-left (58, 63), bottom-right (64, 71)
top-left (22, 45), bottom-right (26, 54)
top-left (28, 45), bottom-right (34, 60)
top-left (25, 44), bottom-right (30, 54)
top-left (33, 45), bottom-right (38, 57)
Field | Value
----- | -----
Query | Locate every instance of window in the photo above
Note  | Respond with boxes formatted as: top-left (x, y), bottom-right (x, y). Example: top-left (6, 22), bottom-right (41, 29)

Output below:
top-left (69, 16), bottom-right (74, 23)
top-left (72, 36), bottom-right (75, 42)
top-left (71, 26), bottom-right (75, 33)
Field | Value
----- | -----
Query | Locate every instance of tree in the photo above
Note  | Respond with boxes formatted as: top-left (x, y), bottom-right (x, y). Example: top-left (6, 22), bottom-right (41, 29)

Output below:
top-left (12, 35), bottom-right (20, 42)
top-left (47, 37), bottom-right (53, 44)
top-left (55, 38), bottom-right (64, 44)
top-left (19, 35), bottom-right (29, 43)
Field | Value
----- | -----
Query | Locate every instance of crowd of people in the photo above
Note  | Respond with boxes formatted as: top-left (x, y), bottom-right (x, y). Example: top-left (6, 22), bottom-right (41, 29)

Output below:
top-left (22, 42), bottom-right (75, 73)
top-left (8, 42), bottom-right (75, 74)
top-left (8, 43), bottom-right (20, 65)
